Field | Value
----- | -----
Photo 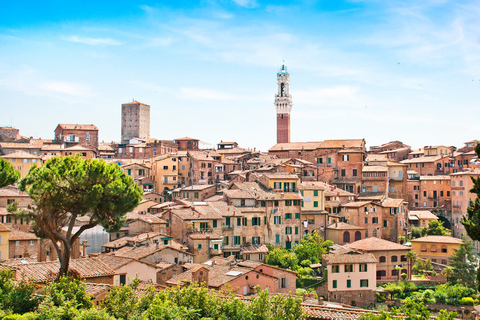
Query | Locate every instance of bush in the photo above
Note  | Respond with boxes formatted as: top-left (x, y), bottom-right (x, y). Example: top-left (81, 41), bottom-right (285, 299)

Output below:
top-left (460, 297), bottom-right (475, 306)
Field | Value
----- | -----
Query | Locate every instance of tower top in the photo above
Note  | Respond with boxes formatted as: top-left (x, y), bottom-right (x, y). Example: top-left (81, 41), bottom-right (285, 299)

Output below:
top-left (278, 63), bottom-right (288, 75)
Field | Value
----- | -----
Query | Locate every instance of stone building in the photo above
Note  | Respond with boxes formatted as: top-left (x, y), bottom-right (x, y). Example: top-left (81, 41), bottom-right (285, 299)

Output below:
top-left (121, 101), bottom-right (150, 143)
top-left (54, 124), bottom-right (99, 149)
top-left (275, 64), bottom-right (292, 144)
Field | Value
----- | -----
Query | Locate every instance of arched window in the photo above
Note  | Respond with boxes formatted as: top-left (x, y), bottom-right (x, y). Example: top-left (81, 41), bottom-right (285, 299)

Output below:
top-left (401, 255), bottom-right (407, 262)
top-left (392, 269), bottom-right (399, 276)
top-left (421, 245), bottom-right (427, 252)
top-left (379, 256), bottom-right (386, 263)
top-left (343, 231), bottom-right (350, 243)
top-left (355, 231), bottom-right (361, 241)
top-left (441, 245), bottom-right (447, 253)
top-left (391, 256), bottom-right (398, 263)
top-left (431, 245), bottom-right (437, 252)
top-left (401, 269), bottom-right (408, 275)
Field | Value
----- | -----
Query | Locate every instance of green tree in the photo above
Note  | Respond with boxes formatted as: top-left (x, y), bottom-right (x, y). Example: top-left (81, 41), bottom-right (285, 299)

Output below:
top-left (461, 143), bottom-right (480, 291)
top-left (42, 276), bottom-right (93, 310)
top-left (405, 251), bottom-right (417, 280)
top-left (13, 156), bottom-right (143, 279)
top-left (265, 247), bottom-right (298, 270)
top-left (0, 158), bottom-right (20, 188)
top-left (0, 269), bottom-right (40, 314)
top-left (426, 220), bottom-right (450, 236)
top-left (448, 238), bottom-right (478, 288)
top-left (294, 230), bottom-right (332, 267)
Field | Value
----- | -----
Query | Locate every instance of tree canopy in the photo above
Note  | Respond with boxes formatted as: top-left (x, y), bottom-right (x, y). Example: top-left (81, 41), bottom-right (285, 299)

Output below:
top-left (448, 237), bottom-right (478, 288)
top-left (0, 158), bottom-right (20, 188)
top-left (14, 156), bottom-right (143, 279)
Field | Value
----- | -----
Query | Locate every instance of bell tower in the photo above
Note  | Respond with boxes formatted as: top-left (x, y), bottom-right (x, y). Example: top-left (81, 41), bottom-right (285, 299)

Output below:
top-left (275, 64), bottom-right (292, 143)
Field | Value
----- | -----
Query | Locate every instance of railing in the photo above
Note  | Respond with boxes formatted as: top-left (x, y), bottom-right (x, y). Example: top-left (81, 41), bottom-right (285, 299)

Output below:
top-left (223, 226), bottom-right (233, 231)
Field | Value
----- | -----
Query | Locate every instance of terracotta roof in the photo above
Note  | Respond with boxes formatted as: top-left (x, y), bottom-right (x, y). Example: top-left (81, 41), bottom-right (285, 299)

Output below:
top-left (174, 137), bottom-right (199, 141)
top-left (380, 198), bottom-right (405, 208)
top-left (302, 303), bottom-right (378, 319)
top-left (179, 184), bottom-right (216, 191)
top-left (241, 244), bottom-right (269, 254)
top-left (9, 258), bottom-right (114, 283)
top-left (9, 230), bottom-right (38, 241)
top-left (408, 211), bottom-right (438, 220)
top-left (0, 151), bottom-right (41, 159)
top-left (356, 192), bottom-right (385, 201)
top-left (324, 252), bottom-right (378, 264)
top-left (56, 124), bottom-right (98, 130)
top-left (327, 222), bottom-right (365, 230)
top-left (188, 232), bottom-right (223, 240)
top-left (261, 172), bottom-right (300, 180)
top-left (97, 255), bottom-right (133, 269)
top-left (341, 201), bottom-right (371, 208)
top-left (401, 155), bottom-right (443, 164)
top-left (410, 235), bottom-right (462, 244)
top-left (0, 223), bottom-right (10, 232)
top-left (345, 237), bottom-right (411, 251)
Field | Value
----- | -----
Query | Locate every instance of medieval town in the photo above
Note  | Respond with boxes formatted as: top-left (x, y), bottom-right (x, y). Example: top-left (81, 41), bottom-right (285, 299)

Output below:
top-left (1, 62), bottom-right (480, 319)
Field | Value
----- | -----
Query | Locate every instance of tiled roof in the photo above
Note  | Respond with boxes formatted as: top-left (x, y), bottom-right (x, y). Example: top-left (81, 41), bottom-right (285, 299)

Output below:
top-left (345, 237), bottom-right (411, 251)
top-left (97, 255), bottom-right (133, 269)
top-left (9, 258), bottom-right (114, 283)
top-left (0, 151), bottom-right (41, 159)
top-left (179, 184), bottom-right (216, 191)
top-left (327, 222), bottom-right (365, 230)
top-left (9, 230), bottom-right (38, 241)
top-left (410, 235), bottom-right (462, 244)
top-left (188, 232), bottom-right (223, 240)
top-left (166, 264), bottom-right (252, 287)
top-left (381, 198), bottom-right (405, 208)
top-left (0, 187), bottom-right (29, 197)
top-left (342, 201), bottom-right (371, 208)
top-left (241, 244), bottom-right (269, 254)
top-left (174, 137), bottom-right (199, 141)
top-left (269, 139), bottom-right (365, 152)
top-left (57, 124), bottom-right (98, 130)
top-left (401, 155), bottom-right (443, 164)
top-left (324, 252), bottom-right (377, 264)
top-left (409, 211), bottom-right (438, 220)
top-left (356, 192), bottom-right (385, 201)
top-left (0, 223), bottom-right (10, 232)
top-left (302, 303), bottom-right (378, 319)
top-left (261, 172), bottom-right (300, 180)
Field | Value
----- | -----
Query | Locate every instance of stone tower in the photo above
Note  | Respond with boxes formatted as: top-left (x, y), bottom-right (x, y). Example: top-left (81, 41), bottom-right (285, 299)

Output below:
top-left (121, 101), bottom-right (151, 143)
top-left (275, 64), bottom-right (292, 144)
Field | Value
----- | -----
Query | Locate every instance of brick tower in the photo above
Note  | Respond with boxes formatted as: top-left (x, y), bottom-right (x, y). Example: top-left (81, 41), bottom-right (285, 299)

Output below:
top-left (121, 101), bottom-right (151, 143)
top-left (275, 64), bottom-right (292, 143)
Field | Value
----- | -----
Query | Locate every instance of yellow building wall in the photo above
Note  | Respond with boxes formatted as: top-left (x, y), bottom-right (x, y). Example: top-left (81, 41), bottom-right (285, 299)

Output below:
top-left (3, 157), bottom-right (41, 178)
top-left (0, 231), bottom-right (10, 260)
top-left (301, 189), bottom-right (325, 211)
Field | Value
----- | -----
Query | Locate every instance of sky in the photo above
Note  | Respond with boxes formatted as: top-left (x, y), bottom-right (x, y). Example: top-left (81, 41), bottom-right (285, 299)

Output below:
top-left (1, 0), bottom-right (480, 152)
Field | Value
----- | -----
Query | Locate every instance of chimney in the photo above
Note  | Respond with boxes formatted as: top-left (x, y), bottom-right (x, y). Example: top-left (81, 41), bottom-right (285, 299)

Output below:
top-left (318, 297), bottom-right (324, 305)
top-left (156, 241), bottom-right (159, 250)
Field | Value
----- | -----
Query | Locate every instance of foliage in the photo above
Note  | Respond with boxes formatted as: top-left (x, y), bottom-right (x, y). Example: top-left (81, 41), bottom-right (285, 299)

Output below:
top-left (266, 231), bottom-right (331, 277)
top-left (412, 258), bottom-right (434, 275)
top-left (0, 158), bottom-right (20, 188)
top-left (0, 269), bottom-right (40, 314)
top-left (360, 297), bottom-right (457, 320)
top-left (101, 283), bottom-right (139, 319)
top-left (12, 156), bottom-right (143, 278)
top-left (42, 276), bottom-right (93, 310)
top-left (425, 220), bottom-right (451, 236)
top-left (411, 227), bottom-right (426, 239)
top-left (433, 283), bottom-right (475, 305)
top-left (448, 237), bottom-right (478, 288)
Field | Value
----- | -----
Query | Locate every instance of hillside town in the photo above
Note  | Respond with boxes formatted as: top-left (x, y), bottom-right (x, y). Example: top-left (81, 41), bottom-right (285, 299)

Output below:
top-left (1, 65), bottom-right (480, 319)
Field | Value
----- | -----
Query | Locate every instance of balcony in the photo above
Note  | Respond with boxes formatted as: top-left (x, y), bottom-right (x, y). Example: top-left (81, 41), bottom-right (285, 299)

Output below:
top-left (210, 248), bottom-right (222, 256)
top-left (389, 177), bottom-right (404, 182)
top-left (223, 226), bottom-right (233, 231)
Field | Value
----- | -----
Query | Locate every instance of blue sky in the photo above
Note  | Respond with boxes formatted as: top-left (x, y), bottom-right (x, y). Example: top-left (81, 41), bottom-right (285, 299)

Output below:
top-left (1, 0), bottom-right (479, 151)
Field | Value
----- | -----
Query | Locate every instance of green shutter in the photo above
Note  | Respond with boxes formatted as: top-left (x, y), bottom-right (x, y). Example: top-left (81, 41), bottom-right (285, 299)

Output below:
top-left (213, 220), bottom-right (217, 228)
top-left (295, 227), bottom-right (298, 234)
top-left (333, 280), bottom-right (337, 289)
top-left (264, 216), bottom-right (267, 224)
top-left (314, 190), bottom-right (318, 196)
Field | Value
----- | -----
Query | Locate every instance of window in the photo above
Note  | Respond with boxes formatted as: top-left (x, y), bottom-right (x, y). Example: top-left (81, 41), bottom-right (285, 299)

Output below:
top-left (343, 155), bottom-right (349, 161)
top-left (285, 213), bottom-right (292, 219)
top-left (285, 227), bottom-right (292, 235)
top-left (441, 246), bottom-right (447, 253)
top-left (341, 169), bottom-right (346, 177)
top-left (383, 220), bottom-right (387, 227)
top-left (242, 218), bottom-right (247, 226)
top-left (212, 220), bottom-right (217, 228)
top-left (274, 216), bottom-right (282, 224)
top-left (279, 277), bottom-right (288, 288)
top-left (194, 192), bottom-right (199, 199)
top-left (346, 279), bottom-right (351, 288)
top-left (372, 217), bottom-right (378, 224)
top-left (15, 241), bottom-right (20, 246)
top-left (295, 226), bottom-right (299, 235)
top-left (261, 201), bottom-right (265, 207)
top-left (285, 200), bottom-right (292, 206)
top-left (379, 256), bottom-right (386, 263)
top-left (332, 280), bottom-right (337, 289)
top-left (373, 229), bottom-right (377, 237)
top-left (359, 264), bottom-right (368, 272)
top-left (275, 234), bottom-right (280, 243)
top-left (401, 255), bottom-right (407, 262)
top-left (213, 244), bottom-right (219, 250)
top-left (353, 169), bottom-right (357, 177)
top-left (198, 244), bottom-right (202, 249)
top-left (344, 264), bottom-right (353, 272)
top-left (365, 217), bottom-right (368, 224)
top-left (391, 256), bottom-right (398, 262)
top-left (332, 265), bottom-right (339, 273)
top-left (343, 231), bottom-right (350, 243)
top-left (234, 236), bottom-right (241, 245)
top-left (313, 201), bottom-right (319, 207)
top-left (226, 217), bottom-right (231, 226)
top-left (360, 279), bottom-right (369, 288)
top-left (295, 212), bottom-right (300, 219)
top-left (328, 157), bottom-right (331, 164)
top-left (252, 217), bottom-right (261, 226)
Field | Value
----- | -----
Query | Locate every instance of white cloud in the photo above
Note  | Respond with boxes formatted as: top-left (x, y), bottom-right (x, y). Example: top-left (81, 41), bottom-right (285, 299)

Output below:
top-left (63, 35), bottom-right (122, 46)
top-left (38, 81), bottom-right (91, 97)
top-left (231, 0), bottom-right (258, 8)
top-left (178, 87), bottom-right (238, 101)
